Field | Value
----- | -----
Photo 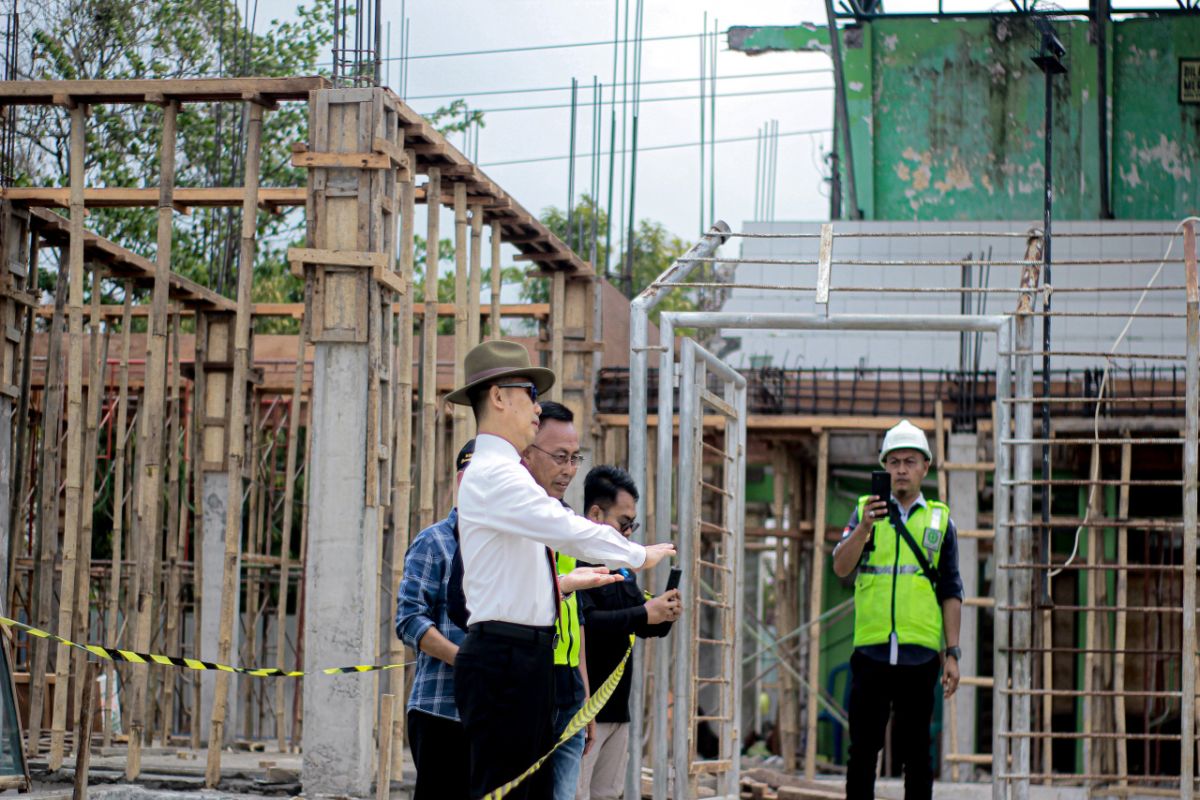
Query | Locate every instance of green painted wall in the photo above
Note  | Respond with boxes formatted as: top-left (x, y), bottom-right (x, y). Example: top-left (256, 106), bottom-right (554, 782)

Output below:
top-left (729, 17), bottom-right (1200, 220)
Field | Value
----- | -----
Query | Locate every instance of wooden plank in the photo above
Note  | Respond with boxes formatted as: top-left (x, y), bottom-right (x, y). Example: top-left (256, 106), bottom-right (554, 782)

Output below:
top-left (418, 167), bottom-right (440, 530)
top-left (126, 99), bottom-right (179, 779)
top-left (803, 432), bottom-right (829, 780)
top-left (291, 150), bottom-right (392, 170)
top-left (48, 103), bottom-right (89, 770)
top-left (2, 186), bottom-right (305, 209)
top-left (205, 101), bottom-right (264, 788)
top-left (288, 247), bottom-right (388, 270)
top-left (0, 76), bottom-right (329, 105)
top-left (490, 221), bottom-right (502, 339)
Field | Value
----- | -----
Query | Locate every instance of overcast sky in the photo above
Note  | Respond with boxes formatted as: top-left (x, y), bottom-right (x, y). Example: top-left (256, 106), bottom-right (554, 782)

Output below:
top-left (256, 0), bottom-right (840, 255)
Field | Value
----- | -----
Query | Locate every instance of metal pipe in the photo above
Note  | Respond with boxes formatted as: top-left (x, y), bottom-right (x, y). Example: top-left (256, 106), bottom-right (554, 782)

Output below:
top-left (1180, 220), bottom-right (1197, 800)
top-left (1013, 297), bottom-right (1035, 800)
top-left (662, 312), bottom-right (1009, 333)
top-left (651, 311), bottom-right (674, 800)
top-left (672, 339), bottom-right (699, 799)
top-left (627, 220), bottom-right (730, 799)
top-left (993, 317), bottom-right (1014, 800)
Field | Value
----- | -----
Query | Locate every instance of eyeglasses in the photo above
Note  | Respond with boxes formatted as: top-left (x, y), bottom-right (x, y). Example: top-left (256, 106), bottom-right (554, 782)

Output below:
top-left (529, 442), bottom-right (585, 467)
top-left (496, 381), bottom-right (538, 404)
top-left (620, 520), bottom-right (640, 535)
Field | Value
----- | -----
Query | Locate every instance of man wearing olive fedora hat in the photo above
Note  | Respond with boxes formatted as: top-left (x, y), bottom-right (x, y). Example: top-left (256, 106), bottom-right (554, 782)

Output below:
top-left (449, 340), bottom-right (676, 800)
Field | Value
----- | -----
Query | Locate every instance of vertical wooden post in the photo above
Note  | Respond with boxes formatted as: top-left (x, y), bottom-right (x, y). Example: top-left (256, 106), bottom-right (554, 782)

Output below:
top-left (70, 265), bottom-right (108, 757)
top-left (49, 103), bottom-right (91, 770)
top-left (241, 390), bottom-right (262, 740)
top-left (549, 270), bottom-right (565, 402)
top-left (205, 100), bottom-right (264, 787)
top-left (803, 430), bottom-right (829, 780)
top-left (160, 309), bottom-right (183, 746)
top-left (418, 167), bottom-right (440, 531)
top-left (1114, 440), bottom-right (1131, 786)
top-left (126, 99), bottom-right (179, 779)
top-left (102, 283), bottom-right (133, 749)
top-left (451, 182), bottom-right (470, 459)
top-left (376, 694), bottom-right (396, 800)
top-left (387, 145), bottom-right (417, 776)
top-left (275, 322), bottom-right (307, 752)
top-left (489, 220), bottom-right (502, 340)
top-left (934, 399), bottom-right (947, 501)
top-left (71, 663), bottom-right (97, 800)
top-left (0, 206), bottom-right (31, 613)
top-left (773, 448), bottom-right (797, 770)
top-left (189, 310), bottom-right (208, 751)
top-left (468, 204), bottom-right (483, 350)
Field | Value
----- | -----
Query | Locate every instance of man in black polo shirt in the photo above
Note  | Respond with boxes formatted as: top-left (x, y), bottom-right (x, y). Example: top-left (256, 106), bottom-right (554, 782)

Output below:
top-left (575, 466), bottom-right (680, 800)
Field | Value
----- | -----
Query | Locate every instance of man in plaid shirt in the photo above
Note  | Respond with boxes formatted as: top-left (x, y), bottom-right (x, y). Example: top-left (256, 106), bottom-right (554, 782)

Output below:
top-left (396, 440), bottom-right (475, 800)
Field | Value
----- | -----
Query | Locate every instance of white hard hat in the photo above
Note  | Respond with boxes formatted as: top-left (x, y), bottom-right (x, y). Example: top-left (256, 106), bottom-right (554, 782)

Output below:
top-left (879, 419), bottom-right (932, 466)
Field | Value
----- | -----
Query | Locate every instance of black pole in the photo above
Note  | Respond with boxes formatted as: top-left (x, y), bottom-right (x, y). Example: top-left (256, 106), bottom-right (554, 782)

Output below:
top-left (1032, 18), bottom-right (1064, 607)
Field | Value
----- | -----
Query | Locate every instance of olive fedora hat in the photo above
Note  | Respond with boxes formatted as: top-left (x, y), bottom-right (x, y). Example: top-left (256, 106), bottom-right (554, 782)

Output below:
top-left (445, 340), bottom-right (556, 406)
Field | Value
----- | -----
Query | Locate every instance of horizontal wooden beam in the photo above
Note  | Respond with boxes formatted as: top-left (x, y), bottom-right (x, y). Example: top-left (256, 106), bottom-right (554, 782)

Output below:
top-left (36, 301), bottom-right (553, 320)
top-left (0, 76), bottom-right (329, 105)
top-left (28, 208), bottom-right (236, 312)
top-left (2, 186), bottom-right (306, 210)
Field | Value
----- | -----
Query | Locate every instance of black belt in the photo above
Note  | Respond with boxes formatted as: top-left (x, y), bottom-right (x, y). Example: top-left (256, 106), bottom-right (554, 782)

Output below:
top-left (472, 620), bottom-right (557, 648)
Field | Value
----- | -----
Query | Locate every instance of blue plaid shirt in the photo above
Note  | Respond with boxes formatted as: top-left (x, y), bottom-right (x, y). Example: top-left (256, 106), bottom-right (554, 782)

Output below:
top-left (396, 509), bottom-right (466, 721)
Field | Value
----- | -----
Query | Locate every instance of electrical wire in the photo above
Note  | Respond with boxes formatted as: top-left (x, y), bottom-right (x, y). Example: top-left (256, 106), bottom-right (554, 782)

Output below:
top-left (403, 68), bottom-right (829, 101)
top-left (422, 84), bottom-right (832, 116)
top-left (479, 126), bottom-right (831, 168)
top-left (1048, 215), bottom-right (1200, 578)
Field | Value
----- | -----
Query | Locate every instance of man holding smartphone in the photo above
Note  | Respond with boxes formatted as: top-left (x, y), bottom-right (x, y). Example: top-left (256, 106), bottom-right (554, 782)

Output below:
top-left (574, 466), bottom-right (680, 800)
top-left (832, 420), bottom-right (963, 800)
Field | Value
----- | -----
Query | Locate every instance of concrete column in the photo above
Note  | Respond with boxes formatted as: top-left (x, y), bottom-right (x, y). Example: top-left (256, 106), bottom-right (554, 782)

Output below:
top-left (943, 432), bottom-right (979, 777)
top-left (199, 471), bottom-right (238, 742)
top-left (301, 343), bottom-right (378, 796)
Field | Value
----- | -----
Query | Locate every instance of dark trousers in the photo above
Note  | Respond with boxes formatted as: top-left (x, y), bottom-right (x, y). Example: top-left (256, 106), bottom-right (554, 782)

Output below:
top-left (407, 709), bottom-right (470, 800)
top-left (845, 650), bottom-right (941, 800)
top-left (454, 624), bottom-right (556, 800)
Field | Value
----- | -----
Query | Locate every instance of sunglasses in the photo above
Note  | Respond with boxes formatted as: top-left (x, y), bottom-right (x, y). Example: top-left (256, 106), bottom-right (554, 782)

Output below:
top-left (620, 520), bottom-right (640, 535)
top-left (496, 381), bottom-right (538, 404)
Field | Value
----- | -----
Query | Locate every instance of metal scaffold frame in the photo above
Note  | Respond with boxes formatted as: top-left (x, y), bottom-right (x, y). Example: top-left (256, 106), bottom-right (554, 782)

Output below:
top-left (628, 220), bottom-right (1200, 799)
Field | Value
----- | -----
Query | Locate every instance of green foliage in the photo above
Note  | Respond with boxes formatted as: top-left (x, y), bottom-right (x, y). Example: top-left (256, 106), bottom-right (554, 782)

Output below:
top-left (18, 0), bottom-right (483, 317)
top-left (424, 99), bottom-right (486, 137)
top-left (533, 195), bottom-right (695, 324)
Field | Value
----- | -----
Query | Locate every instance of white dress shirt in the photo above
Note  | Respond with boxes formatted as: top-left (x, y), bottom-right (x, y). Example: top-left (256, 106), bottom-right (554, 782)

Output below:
top-left (457, 434), bottom-right (648, 627)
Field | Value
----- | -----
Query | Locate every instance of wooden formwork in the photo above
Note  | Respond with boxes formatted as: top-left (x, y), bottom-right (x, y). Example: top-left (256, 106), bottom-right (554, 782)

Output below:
top-left (0, 75), bottom-right (606, 790)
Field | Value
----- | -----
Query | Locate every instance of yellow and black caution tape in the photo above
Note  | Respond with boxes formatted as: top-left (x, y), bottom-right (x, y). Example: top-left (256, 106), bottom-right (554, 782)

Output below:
top-left (0, 616), bottom-right (412, 678)
top-left (483, 635), bottom-right (635, 800)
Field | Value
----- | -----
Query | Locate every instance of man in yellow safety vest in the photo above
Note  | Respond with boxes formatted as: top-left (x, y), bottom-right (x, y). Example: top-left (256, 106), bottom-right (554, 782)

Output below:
top-left (832, 419), bottom-right (963, 800)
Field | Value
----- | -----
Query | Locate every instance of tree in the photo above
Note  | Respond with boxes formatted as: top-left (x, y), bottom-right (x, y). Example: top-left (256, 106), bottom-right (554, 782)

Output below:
top-left (531, 196), bottom-right (724, 326)
top-left (16, 0), bottom-right (484, 310)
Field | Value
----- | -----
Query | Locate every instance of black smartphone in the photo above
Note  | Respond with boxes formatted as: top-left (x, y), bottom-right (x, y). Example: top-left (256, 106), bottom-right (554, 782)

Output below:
top-left (871, 470), bottom-right (891, 502)
top-left (665, 566), bottom-right (682, 594)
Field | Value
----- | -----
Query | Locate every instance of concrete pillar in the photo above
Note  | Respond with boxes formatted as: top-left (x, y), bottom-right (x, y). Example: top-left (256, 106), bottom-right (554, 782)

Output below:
top-left (199, 471), bottom-right (238, 742)
top-left (301, 343), bottom-right (379, 795)
top-left (296, 86), bottom-right (401, 797)
top-left (943, 432), bottom-right (979, 777)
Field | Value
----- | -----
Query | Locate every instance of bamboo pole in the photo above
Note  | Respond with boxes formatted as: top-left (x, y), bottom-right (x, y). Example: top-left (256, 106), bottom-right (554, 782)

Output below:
top-left (417, 167), bottom-right (440, 531)
top-left (803, 430), bottom-right (829, 780)
top-left (773, 447), bottom-right (797, 770)
top-left (172, 368), bottom-right (192, 745)
top-left (489, 221), bottom-right (501, 340)
top-left (468, 204), bottom-right (483, 350)
top-left (1115, 440), bottom-right (1131, 786)
top-left (160, 309), bottom-right (183, 746)
top-left (935, 400), bottom-right (947, 501)
top-left (376, 694), bottom-right (396, 800)
top-left (274, 321), bottom-right (306, 752)
top-left (241, 390), bottom-right (261, 740)
top-left (125, 99), bottom-right (179, 779)
top-left (102, 282), bottom-right (132, 749)
top-left (25, 244), bottom-right (70, 758)
top-left (1082, 442), bottom-right (1102, 776)
top-left (387, 146), bottom-right (416, 776)
top-left (48, 104), bottom-right (91, 770)
top-left (549, 270), bottom-right (564, 402)
top-left (71, 662), bottom-right (97, 800)
top-left (291, 415), bottom-right (314, 748)
top-left (452, 182), bottom-right (469, 460)
top-left (70, 265), bottom-right (109, 757)
top-left (205, 100), bottom-right (264, 788)
top-left (7, 231), bottom-right (37, 608)
top-left (189, 312), bottom-right (208, 751)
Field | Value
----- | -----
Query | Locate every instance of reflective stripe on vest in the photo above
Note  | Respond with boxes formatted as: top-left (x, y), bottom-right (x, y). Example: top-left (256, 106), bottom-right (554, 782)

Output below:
top-left (852, 495), bottom-right (950, 652)
top-left (554, 552), bottom-right (581, 667)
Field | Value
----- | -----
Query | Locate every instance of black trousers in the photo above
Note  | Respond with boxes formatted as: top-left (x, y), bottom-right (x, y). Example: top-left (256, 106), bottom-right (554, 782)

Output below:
top-left (845, 650), bottom-right (941, 800)
top-left (408, 709), bottom-right (471, 800)
top-left (453, 624), bottom-right (556, 800)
